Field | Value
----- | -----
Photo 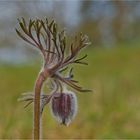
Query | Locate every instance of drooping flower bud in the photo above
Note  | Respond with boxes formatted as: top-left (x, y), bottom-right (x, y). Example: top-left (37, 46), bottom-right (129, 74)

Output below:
top-left (50, 91), bottom-right (77, 126)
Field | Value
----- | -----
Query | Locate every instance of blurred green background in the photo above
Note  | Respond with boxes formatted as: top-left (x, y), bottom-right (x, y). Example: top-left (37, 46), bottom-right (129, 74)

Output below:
top-left (0, 1), bottom-right (140, 139)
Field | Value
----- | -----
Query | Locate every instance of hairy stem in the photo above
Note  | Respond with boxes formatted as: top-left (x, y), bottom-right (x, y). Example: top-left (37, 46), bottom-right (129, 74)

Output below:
top-left (34, 72), bottom-right (47, 139)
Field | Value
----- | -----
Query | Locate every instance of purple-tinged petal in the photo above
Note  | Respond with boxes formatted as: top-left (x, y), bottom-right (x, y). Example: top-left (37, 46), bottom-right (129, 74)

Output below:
top-left (50, 92), bottom-right (77, 126)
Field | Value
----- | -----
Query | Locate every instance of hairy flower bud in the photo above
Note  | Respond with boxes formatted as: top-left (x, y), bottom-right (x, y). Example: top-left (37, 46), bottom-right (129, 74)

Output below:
top-left (50, 91), bottom-right (77, 126)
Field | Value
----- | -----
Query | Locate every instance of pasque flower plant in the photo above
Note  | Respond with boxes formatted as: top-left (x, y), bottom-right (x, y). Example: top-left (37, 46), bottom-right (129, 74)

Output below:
top-left (16, 18), bottom-right (91, 139)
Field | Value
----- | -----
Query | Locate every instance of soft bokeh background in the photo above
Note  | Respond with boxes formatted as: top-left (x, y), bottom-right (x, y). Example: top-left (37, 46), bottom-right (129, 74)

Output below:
top-left (0, 0), bottom-right (140, 139)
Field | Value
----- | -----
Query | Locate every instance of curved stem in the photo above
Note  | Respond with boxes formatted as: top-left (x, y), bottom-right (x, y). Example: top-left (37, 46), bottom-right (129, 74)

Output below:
top-left (34, 72), bottom-right (47, 139)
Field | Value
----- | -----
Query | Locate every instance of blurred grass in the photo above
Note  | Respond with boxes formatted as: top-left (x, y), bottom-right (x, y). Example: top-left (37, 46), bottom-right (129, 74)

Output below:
top-left (0, 44), bottom-right (140, 139)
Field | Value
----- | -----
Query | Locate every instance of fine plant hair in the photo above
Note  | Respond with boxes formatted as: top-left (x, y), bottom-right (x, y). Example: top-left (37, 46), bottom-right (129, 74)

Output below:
top-left (16, 17), bottom-right (91, 140)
